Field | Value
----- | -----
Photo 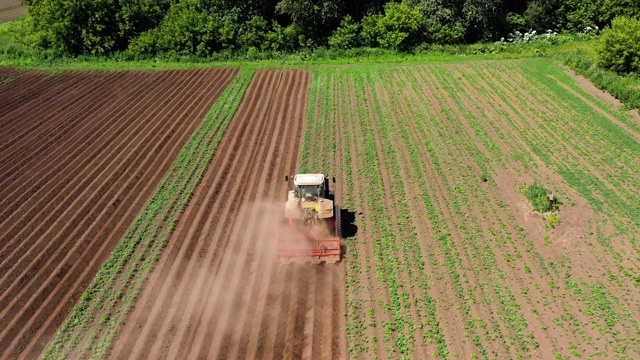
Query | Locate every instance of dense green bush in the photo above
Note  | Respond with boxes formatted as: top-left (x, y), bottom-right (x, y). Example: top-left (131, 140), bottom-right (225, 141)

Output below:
top-left (328, 16), bottom-right (361, 49)
top-left (25, 0), bottom-right (173, 55)
top-left (521, 0), bottom-right (639, 32)
top-left (361, 3), bottom-right (426, 51)
top-left (275, 0), bottom-right (341, 47)
top-left (597, 16), bottom-right (640, 74)
top-left (524, 0), bottom-right (599, 32)
top-left (506, 12), bottom-right (527, 32)
top-left (18, 0), bottom-right (640, 57)
top-left (601, 0), bottom-right (640, 23)
top-left (237, 16), bottom-right (271, 51)
top-left (129, 0), bottom-right (220, 57)
top-left (428, 23), bottom-right (465, 45)
top-left (128, 3), bottom-right (302, 58)
top-left (519, 183), bottom-right (559, 213)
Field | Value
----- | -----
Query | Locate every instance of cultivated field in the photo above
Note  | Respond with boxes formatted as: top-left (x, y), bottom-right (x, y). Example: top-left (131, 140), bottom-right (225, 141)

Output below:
top-left (302, 58), bottom-right (640, 359)
top-left (108, 70), bottom-right (348, 360)
top-left (0, 0), bottom-right (26, 23)
top-left (0, 67), bottom-right (237, 359)
top-left (5, 57), bottom-right (640, 360)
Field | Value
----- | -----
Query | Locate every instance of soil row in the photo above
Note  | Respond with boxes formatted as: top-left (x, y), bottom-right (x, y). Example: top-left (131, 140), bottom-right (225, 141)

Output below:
top-left (0, 67), bottom-right (237, 359)
top-left (110, 70), bottom-right (348, 360)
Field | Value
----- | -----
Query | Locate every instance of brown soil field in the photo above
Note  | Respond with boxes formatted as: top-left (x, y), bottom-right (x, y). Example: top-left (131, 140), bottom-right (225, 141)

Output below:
top-left (110, 70), bottom-right (348, 360)
top-left (0, 67), bottom-right (237, 359)
top-left (0, 0), bottom-right (26, 23)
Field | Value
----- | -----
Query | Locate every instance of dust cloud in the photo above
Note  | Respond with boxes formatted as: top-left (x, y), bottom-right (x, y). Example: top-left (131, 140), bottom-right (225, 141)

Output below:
top-left (144, 200), bottom-right (343, 359)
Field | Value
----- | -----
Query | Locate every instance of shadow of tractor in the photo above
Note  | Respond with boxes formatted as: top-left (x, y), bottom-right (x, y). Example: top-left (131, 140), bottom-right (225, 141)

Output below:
top-left (339, 207), bottom-right (358, 260)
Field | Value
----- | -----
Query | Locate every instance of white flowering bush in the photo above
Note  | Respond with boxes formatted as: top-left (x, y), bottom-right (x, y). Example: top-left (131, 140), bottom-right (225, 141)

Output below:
top-left (502, 29), bottom-right (551, 44)
top-left (499, 25), bottom-right (597, 47)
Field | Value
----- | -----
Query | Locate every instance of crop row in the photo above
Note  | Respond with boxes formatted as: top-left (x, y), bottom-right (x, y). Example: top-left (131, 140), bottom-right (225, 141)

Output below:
top-left (453, 59), bottom-right (640, 357)
top-left (405, 66), bottom-right (538, 357)
top-left (302, 64), bottom-right (549, 358)
top-left (303, 68), bottom-right (435, 358)
top-left (302, 58), bottom-right (640, 359)
top-left (444, 62), bottom-right (616, 356)
top-left (42, 70), bottom-right (253, 359)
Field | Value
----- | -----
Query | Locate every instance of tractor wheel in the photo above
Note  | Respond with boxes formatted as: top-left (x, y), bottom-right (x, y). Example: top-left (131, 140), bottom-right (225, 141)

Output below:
top-left (334, 205), bottom-right (342, 238)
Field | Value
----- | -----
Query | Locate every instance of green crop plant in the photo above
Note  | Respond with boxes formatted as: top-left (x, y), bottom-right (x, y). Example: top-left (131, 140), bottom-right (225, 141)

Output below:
top-left (545, 213), bottom-right (561, 230)
top-left (420, 66), bottom-right (540, 352)
top-left (297, 58), bottom-right (640, 359)
top-left (302, 66), bottom-right (457, 358)
top-left (518, 183), bottom-right (559, 213)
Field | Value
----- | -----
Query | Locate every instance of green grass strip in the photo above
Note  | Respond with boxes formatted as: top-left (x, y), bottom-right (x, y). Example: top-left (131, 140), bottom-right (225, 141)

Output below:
top-left (41, 69), bottom-right (254, 360)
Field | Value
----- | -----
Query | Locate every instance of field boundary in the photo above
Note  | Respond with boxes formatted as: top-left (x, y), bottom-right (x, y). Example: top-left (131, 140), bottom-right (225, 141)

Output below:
top-left (40, 69), bottom-right (253, 359)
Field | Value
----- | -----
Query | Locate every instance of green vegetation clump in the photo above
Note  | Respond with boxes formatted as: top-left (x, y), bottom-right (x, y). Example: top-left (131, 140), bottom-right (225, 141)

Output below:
top-left (597, 16), bottom-right (640, 74)
top-left (360, 3), bottom-right (427, 51)
top-left (327, 15), bottom-right (360, 50)
top-left (562, 49), bottom-right (640, 110)
top-left (519, 183), bottom-right (559, 213)
top-left (545, 213), bottom-right (561, 230)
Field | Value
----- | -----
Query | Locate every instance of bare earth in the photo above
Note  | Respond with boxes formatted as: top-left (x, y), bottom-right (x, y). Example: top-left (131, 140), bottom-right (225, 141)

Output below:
top-left (109, 70), bottom-right (348, 360)
top-left (0, 67), bottom-right (237, 359)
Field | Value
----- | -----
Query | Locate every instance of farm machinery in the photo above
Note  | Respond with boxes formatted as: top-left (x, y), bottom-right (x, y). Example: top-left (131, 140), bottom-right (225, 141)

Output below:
top-left (277, 173), bottom-right (342, 264)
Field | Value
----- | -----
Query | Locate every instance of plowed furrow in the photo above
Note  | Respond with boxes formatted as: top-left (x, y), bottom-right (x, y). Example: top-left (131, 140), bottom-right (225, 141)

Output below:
top-left (109, 70), bottom-right (278, 360)
top-left (18, 68), bottom-right (237, 359)
top-left (227, 72), bottom-right (308, 360)
top-left (0, 71), bottom-right (190, 243)
top-left (0, 71), bottom-right (187, 288)
top-left (0, 73), bottom-right (143, 183)
top-left (0, 72), bottom-right (65, 120)
top-left (176, 73), bottom-right (284, 357)
top-left (0, 73), bottom-right (111, 153)
top-left (0, 67), bottom-right (204, 346)
top-left (205, 71), bottom-right (296, 359)
top-left (0, 73), bottom-right (155, 225)
top-left (110, 69), bottom-right (345, 360)
top-left (0, 67), bottom-right (237, 359)
top-left (0, 69), bottom-right (218, 333)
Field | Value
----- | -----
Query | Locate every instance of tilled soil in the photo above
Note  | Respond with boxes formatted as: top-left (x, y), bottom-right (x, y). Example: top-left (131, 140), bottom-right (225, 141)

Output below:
top-left (110, 70), bottom-right (348, 360)
top-left (0, 67), bottom-right (237, 359)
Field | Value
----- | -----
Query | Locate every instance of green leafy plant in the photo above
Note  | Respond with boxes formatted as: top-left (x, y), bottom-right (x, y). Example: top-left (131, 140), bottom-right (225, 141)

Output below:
top-left (597, 16), bottom-right (640, 74)
top-left (545, 212), bottom-right (561, 230)
top-left (519, 183), bottom-right (559, 213)
top-left (361, 2), bottom-right (425, 51)
top-left (328, 15), bottom-right (361, 49)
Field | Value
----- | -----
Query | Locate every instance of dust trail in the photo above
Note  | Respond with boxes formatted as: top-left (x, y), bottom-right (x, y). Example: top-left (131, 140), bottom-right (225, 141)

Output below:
top-left (187, 201), bottom-right (293, 357)
top-left (199, 200), bottom-right (341, 359)
top-left (120, 200), bottom-right (344, 360)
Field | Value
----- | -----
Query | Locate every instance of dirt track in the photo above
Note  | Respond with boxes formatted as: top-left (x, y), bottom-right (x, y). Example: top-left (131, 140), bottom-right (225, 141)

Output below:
top-left (0, 67), bottom-right (237, 359)
top-left (110, 70), bottom-right (348, 360)
top-left (0, 0), bottom-right (26, 23)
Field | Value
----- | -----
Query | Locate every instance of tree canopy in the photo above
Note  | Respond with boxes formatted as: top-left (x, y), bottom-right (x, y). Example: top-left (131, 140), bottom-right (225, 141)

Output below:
top-left (21, 0), bottom-right (637, 57)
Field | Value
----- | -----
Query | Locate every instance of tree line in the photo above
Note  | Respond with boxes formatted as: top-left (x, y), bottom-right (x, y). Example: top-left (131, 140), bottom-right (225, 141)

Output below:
top-left (22, 0), bottom-right (640, 62)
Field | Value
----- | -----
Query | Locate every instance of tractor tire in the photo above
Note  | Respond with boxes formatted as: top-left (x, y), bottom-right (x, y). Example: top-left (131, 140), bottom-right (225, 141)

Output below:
top-left (335, 205), bottom-right (342, 238)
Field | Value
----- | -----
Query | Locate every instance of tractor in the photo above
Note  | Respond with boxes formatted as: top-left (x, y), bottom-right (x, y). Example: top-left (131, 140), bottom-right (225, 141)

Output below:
top-left (277, 173), bottom-right (342, 264)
